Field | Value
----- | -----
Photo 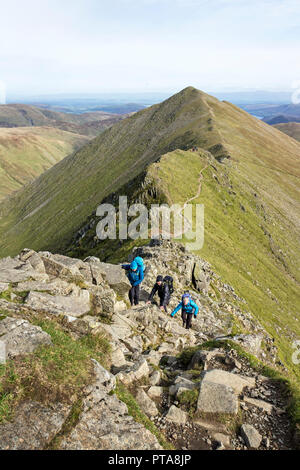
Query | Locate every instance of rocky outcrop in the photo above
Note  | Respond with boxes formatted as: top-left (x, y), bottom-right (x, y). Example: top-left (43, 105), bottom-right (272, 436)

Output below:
top-left (0, 242), bottom-right (294, 451)
top-left (60, 360), bottom-right (162, 450)
top-left (0, 402), bottom-right (70, 450)
top-left (0, 317), bottom-right (52, 363)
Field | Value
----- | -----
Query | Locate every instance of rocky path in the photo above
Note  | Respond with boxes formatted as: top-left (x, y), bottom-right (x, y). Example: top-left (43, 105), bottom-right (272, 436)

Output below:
top-left (0, 241), bottom-right (297, 450)
top-left (159, 157), bottom-right (208, 239)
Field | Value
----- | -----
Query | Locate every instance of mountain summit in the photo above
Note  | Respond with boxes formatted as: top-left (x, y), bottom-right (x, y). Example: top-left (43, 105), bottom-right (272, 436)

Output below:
top-left (1, 86), bottom-right (299, 257)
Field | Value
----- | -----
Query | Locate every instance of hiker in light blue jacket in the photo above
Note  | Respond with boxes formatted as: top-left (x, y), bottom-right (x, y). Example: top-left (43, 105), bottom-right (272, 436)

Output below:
top-left (121, 260), bottom-right (143, 307)
top-left (171, 292), bottom-right (199, 330)
top-left (133, 256), bottom-right (145, 283)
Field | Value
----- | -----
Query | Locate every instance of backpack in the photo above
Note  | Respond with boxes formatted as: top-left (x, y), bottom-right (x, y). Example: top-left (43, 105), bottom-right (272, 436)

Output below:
top-left (182, 291), bottom-right (192, 302)
top-left (163, 275), bottom-right (174, 295)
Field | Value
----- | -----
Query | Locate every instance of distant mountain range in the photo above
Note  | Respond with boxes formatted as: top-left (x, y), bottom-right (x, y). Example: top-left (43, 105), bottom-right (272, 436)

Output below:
top-left (0, 104), bottom-right (125, 136)
top-left (274, 122), bottom-right (300, 142)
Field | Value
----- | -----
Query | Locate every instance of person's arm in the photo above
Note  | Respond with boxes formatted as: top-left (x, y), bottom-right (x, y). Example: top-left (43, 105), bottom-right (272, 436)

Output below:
top-left (121, 264), bottom-right (130, 271)
top-left (191, 300), bottom-right (199, 317)
top-left (171, 302), bottom-right (182, 318)
top-left (148, 284), bottom-right (158, 302)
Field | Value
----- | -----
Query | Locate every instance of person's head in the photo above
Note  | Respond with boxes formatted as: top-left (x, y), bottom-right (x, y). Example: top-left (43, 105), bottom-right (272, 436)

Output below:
top-left (156, 275), bottom-right (163, 286)
top-left (130, 261), bottom-right (138, 271)
top-left (134, 256), bottom-right (144, 266)
top-left (182, 293), bottom-right (190, 306)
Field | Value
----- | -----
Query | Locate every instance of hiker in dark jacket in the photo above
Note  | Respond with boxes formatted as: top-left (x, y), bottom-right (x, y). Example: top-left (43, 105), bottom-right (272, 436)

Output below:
top-left (147, 275), bottom-right (170, 312)
top-left (122, 261), bottom-right (143, 307)
top-left (171, 292), bottom-right (199, 329)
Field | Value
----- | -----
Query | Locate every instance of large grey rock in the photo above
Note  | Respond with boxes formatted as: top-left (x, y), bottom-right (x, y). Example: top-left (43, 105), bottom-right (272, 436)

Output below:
top-left (149, 370), bottom-right (161, 386)
top-left (90, 285), bottom-right (116, 318)
top-left (243, 396), bottom-right (273, 414)
top-left (136, 389), bottom-right (159, 417)
top-left (95, 262), bottom-right (131, 295)
top-left (14, 278), bottom-right (74, 295)
top-left (188, 349), bottom-right (225, 370)
top-left (165, 405), bottom-right (187, 425)
top-left (19, 249), bottom-right (46, 273)
top-left (0, 317), bottom-right (52, 362)
top-left (197, 380), bottom-right (238, 415)
top-left (169, 376), bottom-right (197, 396)
top-left (201, 369), bottom-right (256, 394)
top-left (232, 334), bottom-right (263, 356)
top-left (39, 253), bottom-right (85, 280)
top-left (0, 256), bottom-right (48, 283)
top-left (25, 290), bottom-right (90, 317)
top-left (116, 358), bottom-right (149, 385)
top-left (240, 424), bottom-right (262, 449)
top-left (0, 401), bottom-right (70, 450)
top-left (147, 386), bottom-right (164, 399)
top-left (192, 260), bottom-right (210, 293)
top-left (60, 361), bottom-right (161, 450)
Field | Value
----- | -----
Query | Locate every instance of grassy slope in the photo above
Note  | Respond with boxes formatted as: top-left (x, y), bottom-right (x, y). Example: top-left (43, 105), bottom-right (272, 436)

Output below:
top-left (146, 145), bottom-right (300, 384)
top-left (274, 122), bottom-right (300, 142)
top-left (0, 127), bottom-right (90, 201)
top-left (0, 87), bottom-right (224, 256)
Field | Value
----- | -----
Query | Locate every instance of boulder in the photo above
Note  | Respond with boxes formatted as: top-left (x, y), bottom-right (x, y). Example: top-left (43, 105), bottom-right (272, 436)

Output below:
top-left (147, 386), bottom-right (164, 399)
top-left (136, 389), bottom-right (159, 417)
top-left (165, 405), bottom-right (187, 425)
top-left (90, 286), bottom-right (116, 318)
top-left (169, 377), bottom-right (197, 396)
top-left (232, 334), bottom-right (263, 356)
top-left (149, 370), bottom-right (161, 386)
top-left (213, 432), bottom-right (231, 448)
top-left (240, 424), bottom-right (262, 449)
top-left (19, 249), bottom-right (46, 273)
top-left (25, 290), bottom-right (91, 317)
top-left (60, 361), bottom-right (161, 450)
top-left (242, 396), bottom-right (273, 414)
top-left (39, 253), bottom-right (84, 280)
top-left (192, 261), bottom-right (210, 293)
top-left (111, 347), bottom-right (127, 368)
top-left (0, 257), bottom-right (48, 283)
top-left (0, 317), bottom-right (52, 363)
top-left (95, 262), bottom-right (131, 295)
top-left (201, 369), bottom-right (256, 394)
top-left (116, 359), bottom-right (149, 385)
top-left (0, 401), bottom-right (70, 450)
top-left (197, 380), bottom-right (238, 415)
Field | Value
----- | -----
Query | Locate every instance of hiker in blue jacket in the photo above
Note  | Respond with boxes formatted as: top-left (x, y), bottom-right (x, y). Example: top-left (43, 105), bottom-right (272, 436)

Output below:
top-left (121, 260), bottom-right (143, 307)
top-left (171, 292), bottom-right (199, 330)
top-left (133, 256), bottom-right (145, 283)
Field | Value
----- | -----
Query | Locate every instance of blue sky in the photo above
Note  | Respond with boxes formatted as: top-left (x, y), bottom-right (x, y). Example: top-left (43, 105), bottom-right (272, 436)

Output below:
top-left (1, 0), bottom-right (300, 97)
